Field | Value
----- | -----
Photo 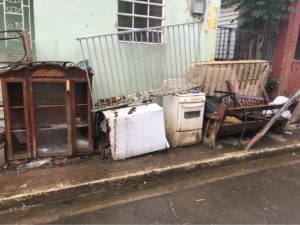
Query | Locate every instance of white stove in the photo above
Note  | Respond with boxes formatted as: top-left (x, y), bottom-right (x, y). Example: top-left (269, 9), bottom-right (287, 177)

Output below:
top-left (163, 92), bottom-right (206, 147)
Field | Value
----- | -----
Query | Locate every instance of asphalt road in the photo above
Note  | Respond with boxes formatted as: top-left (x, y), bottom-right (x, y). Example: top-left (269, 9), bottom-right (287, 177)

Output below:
top-left (55, 155), bottom-right (300, 224)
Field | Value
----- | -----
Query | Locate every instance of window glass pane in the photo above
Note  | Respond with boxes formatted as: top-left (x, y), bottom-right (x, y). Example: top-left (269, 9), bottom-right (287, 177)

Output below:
top-left (11, 131), bottom-right (27, 154)
top-left (118, 0), bottom-right (164, 43)
top-left (150, 0), bottom-right (163, 3)
top-left (32, 82), bottom-right (69, 156)
top-left (119, 1), bottom-right (133, 14)
top-left (32, 83), bottom-right (66, 106)
top-left (7, 83), bottom-right (24, 106)
top-left (134, 3), bottom-right (148, 15)
top-left (150, 5), bottom-right (163, 17)
top-left (134, 17), bottom-right (147, 28)
top-left (295, 28), bottom-right (300, 60)
top-left (118, 15), bottom-right (132, 28)
top-left (149, 19), bottom-right (162, 27)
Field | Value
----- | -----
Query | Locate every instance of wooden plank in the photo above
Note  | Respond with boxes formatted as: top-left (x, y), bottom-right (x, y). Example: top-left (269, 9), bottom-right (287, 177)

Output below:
top-left (22, 30), bottom-right (33, 62)
top-left (239, 63), bottom-right (250, 93)
top-left (246, 90), bottom-right (300, 150)
top-left (205, 66), bottom-right (214, 95)
top-left (199, 60), bottom-right (269, 65)
top-left (210, 65), bottom-right (219, 96)
top-left (1, 80), bottom-right (13, 160)
top-left (23, 79), bottom-right (32, 159)
top-left (28, 79), bottom-right (37, 159)
top-left (245, 63), bottom-right (256, 95)
top-left (251, 62), bottom-right (263, 96)
top-left (214, 65), bottom-right (223, 92)
top-left (188, 61), bottom-right (271, 97)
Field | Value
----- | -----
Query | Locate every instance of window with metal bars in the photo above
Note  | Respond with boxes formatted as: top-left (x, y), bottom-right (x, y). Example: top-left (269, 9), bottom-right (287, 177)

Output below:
top-left (117, 0), bottom-right (165, 43)
top-left (0, 0), bottom-right (35, 63)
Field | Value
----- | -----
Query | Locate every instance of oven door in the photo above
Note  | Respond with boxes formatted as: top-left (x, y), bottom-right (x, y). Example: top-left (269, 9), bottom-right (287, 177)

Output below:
top-left (177, 102), bottom-right (205, 132)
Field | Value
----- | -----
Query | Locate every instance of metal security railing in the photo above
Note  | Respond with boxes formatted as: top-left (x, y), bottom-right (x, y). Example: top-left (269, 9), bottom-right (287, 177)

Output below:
top-left (215, 26), bottom-right (276, 62)
top-left (77, 21), bottom-right (202, 111)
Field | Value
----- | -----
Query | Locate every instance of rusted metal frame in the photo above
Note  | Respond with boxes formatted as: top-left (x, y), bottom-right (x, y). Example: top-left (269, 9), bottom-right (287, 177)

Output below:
top-left (225, 80), bottom-right (267, 106)
top-left (218, 120), bottom-right (273, 136)
top-left (227, 104), bottom-right (286, 114)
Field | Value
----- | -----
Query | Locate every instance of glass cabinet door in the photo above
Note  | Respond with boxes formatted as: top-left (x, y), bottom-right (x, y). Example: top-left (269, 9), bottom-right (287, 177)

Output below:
top-left (31, 81), bottom-right (72, 157)
top-left (74, 82), bottom-right (91, 153)
top-left (4, 80), bottom-right (31, 160)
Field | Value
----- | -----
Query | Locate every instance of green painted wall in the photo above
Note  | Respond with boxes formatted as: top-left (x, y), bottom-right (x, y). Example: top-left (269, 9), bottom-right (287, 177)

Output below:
top-left (34, 0), bottom-right (221, 62)
top-left (33, 0), bottom-right (221, 100)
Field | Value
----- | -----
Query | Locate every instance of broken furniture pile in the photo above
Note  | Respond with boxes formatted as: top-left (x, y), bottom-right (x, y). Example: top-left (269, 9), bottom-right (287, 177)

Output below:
top-left (189, 60), bottom-right (296, 147)
top-left (188, 60), bottom-right (300, 149)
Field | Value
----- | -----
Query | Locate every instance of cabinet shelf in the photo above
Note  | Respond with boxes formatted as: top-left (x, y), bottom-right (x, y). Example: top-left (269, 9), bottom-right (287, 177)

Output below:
top-left (76, 123), bottom-right (89, 128)
top-left (35, 104), bottom-right (67, 108)
top-left (10, 106), bottom-right (24, 109)
top-left (12, 129), bottom-right (26, 133)
top-left (76, 103), bottom-right (88, 106)
top-left (36, 125), bottom-right (68, 131)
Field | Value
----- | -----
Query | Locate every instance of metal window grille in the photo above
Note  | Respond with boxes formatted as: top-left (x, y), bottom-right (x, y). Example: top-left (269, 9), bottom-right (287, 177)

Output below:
top-left (0, 0), bottom-right (35, 63)
top-left (118, 0), bottom-right (165, 43)
top-left (77, 21), bottom-right (202, 111)
top-left (215, 26), bottom-right (276, 62)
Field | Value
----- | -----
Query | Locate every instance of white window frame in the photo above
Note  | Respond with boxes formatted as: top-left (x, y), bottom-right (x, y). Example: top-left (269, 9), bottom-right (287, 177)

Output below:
top-left (117, 0), bottom-right (165, 43)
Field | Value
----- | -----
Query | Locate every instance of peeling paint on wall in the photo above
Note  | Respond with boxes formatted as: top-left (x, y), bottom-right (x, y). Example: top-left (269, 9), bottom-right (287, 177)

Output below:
top-left (207, 5), bottom-right (218, 29)
top-left (200, 0), bottom-right (221, 61)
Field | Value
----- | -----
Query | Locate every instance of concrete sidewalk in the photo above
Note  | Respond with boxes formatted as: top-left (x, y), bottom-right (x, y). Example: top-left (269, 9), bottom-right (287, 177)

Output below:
top-left (0, 131), bottom-right (300, 210)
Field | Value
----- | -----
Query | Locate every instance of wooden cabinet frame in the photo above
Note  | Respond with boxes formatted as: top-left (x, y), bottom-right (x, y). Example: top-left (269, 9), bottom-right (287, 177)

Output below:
top-left (2, 78), bottom-right (32, 160)
top-left (0, 63), bottom-right (93, 160)
top-left (71, 78), bottom-right (93, 154)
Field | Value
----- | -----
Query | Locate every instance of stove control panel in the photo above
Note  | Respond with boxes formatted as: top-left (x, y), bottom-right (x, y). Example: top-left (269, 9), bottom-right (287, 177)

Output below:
top-left (176, 93), bottom-right (206, 103)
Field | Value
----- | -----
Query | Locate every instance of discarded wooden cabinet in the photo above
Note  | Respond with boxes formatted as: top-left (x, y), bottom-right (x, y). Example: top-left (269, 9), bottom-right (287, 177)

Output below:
top-left (0, 63), bottom-right (93, 160)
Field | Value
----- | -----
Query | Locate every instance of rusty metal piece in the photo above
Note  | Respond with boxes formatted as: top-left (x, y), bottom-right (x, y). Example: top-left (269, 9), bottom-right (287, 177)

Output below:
top-left (245, 89), bottom-right (300, 150)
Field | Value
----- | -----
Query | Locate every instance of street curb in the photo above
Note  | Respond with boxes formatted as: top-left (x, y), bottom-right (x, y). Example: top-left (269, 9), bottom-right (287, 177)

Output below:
top-left (1, 142), bottom-right (300, 209)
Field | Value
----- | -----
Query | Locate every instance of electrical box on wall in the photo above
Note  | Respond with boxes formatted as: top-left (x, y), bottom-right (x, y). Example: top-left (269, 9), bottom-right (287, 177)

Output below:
top-left (190, 0), bottom-right (204, 15)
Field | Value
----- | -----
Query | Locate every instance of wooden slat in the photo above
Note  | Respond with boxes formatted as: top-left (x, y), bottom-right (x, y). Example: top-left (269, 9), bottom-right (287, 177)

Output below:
top-left (251, 62), bottom-right (262, 96)
top-left (187, 60), bottom-right (270, 97)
